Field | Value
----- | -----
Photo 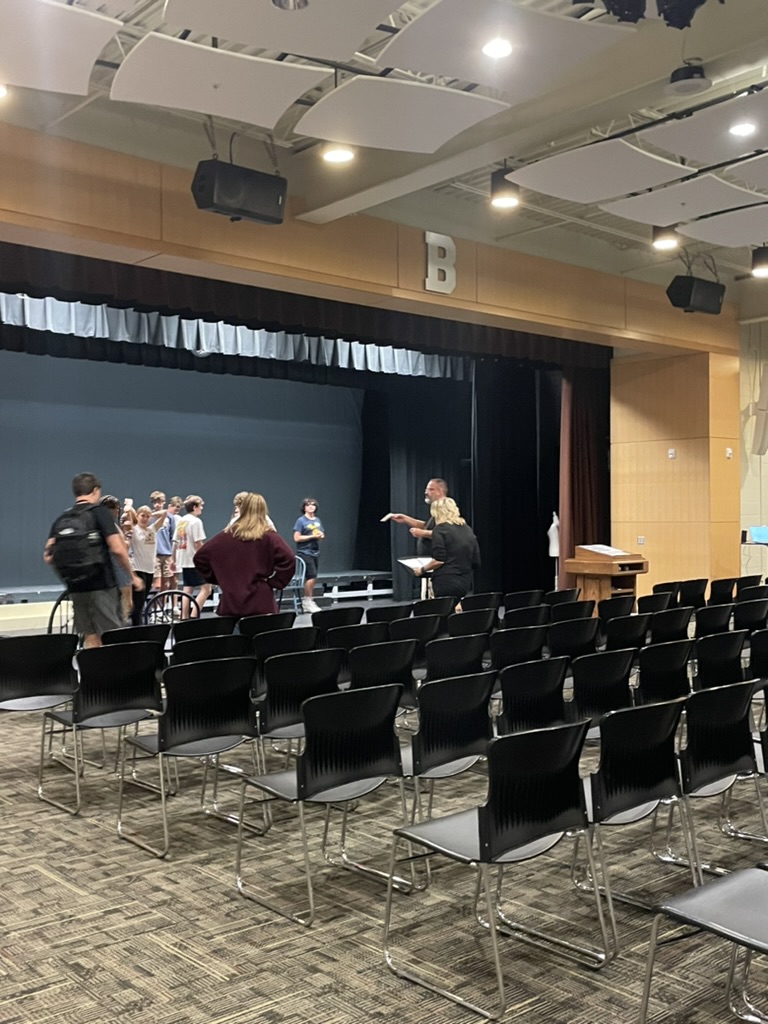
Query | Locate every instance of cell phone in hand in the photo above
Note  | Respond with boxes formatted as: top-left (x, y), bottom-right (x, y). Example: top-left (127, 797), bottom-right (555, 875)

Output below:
top-left (124, 498), bottom-right (134, 508)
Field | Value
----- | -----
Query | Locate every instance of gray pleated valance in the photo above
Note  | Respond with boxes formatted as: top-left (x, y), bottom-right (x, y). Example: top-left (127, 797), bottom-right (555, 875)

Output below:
top-left (0, 293), bottom-right (469, 381)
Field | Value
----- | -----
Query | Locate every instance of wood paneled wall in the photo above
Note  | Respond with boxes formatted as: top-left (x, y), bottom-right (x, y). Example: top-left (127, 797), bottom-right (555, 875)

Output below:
top-left (612, 353), bottom-right (740, 593)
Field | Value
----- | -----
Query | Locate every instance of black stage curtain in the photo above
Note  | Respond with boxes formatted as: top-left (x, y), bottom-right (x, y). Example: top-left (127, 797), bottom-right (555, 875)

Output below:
top-left (473, 359), bottom-right (563, 595)
top-left (0, 242), bottom-right (610, 369)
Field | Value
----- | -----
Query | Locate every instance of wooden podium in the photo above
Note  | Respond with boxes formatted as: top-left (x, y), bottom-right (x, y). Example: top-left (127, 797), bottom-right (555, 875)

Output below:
top-left (564, 545), bottom-right (649, 605)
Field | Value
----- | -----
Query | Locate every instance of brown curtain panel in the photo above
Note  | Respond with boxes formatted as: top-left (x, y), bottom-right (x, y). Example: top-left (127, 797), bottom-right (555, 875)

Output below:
top-left (558, 365), bottom-right (611, 589)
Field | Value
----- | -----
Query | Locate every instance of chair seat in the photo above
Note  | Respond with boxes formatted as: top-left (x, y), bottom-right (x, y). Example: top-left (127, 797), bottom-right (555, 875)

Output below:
top-left (399, 745), bottom-right (479, 780)
top-left (128, 732), bottom-right (247, 757)
top-left (260, 724), bottom-right (305, 742)
top-left (49, 708), bottom-right (153, 729)
top-left (657, 867), bottom-right (768, 954)
top-left (583, 778), bottom-right (660, 826)
top-left (243, 768), bottom-right (389, 804)
top-left (0, 694), bottom-right (71, 712)
top-left (395, 807), bottom-right (564, 864)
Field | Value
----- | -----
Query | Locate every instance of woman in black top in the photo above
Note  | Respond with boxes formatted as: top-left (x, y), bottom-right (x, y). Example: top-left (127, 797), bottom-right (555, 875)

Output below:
top-left (414, 497), bottom-right (480, 606)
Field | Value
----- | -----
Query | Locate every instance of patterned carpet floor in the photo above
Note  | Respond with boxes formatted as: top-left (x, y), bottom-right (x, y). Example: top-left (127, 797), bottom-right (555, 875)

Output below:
top-left (0, 710), bottom-right (766, 1024)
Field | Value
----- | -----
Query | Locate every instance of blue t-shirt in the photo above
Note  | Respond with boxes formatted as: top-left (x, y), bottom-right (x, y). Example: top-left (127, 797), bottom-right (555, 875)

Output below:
top-left (293, 514), bottom-right (323, 557)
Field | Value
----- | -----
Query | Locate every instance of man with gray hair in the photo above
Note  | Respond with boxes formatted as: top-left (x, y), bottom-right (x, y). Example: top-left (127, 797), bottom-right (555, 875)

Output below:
top-left (390, 477), bottom-right (448, 558)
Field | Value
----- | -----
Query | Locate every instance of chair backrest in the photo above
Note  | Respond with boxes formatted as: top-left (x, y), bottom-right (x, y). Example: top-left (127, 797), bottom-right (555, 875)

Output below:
top-left (253, 626), bottom-right (319, 666)
top-left (736, 574), bottom-right (763, 596)
top-left (411, 672), bottom-right (496, 775)
top-left (490, 625), bottom-right (548, 671)
top-left (637, 592), bottom-right (671, 614)
top-left (636, 639), bottom-right (693, 704)
top-left (278, 554), bottom-right (306, 613)
top-left (589, 699), bottom-right (686, 823)
top-left (237, 611), bottom-right (296, 638)
top-left (679, 680), bottom-right (758, 794)
top-left (325, 622), bottom-right (390, 653)
top-left (678, 578), bottom-right (708, 610)
top-left (460, 592), bottom-right (502, 612)
top-left (750, 628), bottom-right (768, 679)
top-left (547, 617), bottom-right (599, 659)
top-left (348, 639), bottom-right (418, 695)
top-left (649, 606), bottom-right (693, 645)
top-left (171, 633), bottom-right (253, 666)
top-left (260, 648), bottom-right (344, 733)
top-left (544, 588), bottom-right (580, 607)
top-left (604, 613), bottom-right (651, 652)
top-left (653, 581), bottom-right (681, 602)
top-left (311, 606), bottom-right (365, 641)
top-left (502, 605), bottom-right (549, 629)
top-left (570, 647), bottom-right (635, 721)
top-left (365, 602), bottom-right (413, 624)
top-left (708, 578), bottom-right (737, 605)
top-left (297, 684), bottom-right (403, 798)
top-left (597, 596), bottom-right (635, 627)
top-left (0, 633), bottom-right (77, 701)
top-left (160, 657), bottom-right (257, 751)
top-left (75, 641), bottom-right (164, 721)
top-left (142, 589), bottom-right (198, 624)
top-left (550, 599), bottom-right (595, 623)
top-left (736, 585), bottom-right (768, 603)
top-left (412, 597), bottom-right (455, 623)
top-left (424, 633), bottom-right (487, 682)
top-left (447, 608), bottom-right (496, 637)
top-left (694, 603), bottom-right (734, 639)
top-left (694, 630), bottom-right (747, 688)
top-left (389, 615), bottom-right (442, 661)
top-left (504, 590), bottom-right (544, 612)
top-left (102, 623), bottom-right (171, 646)
top-left (172, 615), bottom-right (239, 643)
top-left (497, 657), bottom-right (568, 732)
top-left (478, 721), bottom-right (590, 862)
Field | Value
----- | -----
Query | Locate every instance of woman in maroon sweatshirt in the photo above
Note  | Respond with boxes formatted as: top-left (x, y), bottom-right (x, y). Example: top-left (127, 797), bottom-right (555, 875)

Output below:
top-left (193, 492), bottom-right (295, 617)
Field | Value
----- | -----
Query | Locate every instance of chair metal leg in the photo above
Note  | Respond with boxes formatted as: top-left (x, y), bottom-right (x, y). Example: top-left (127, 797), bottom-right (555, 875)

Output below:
top-left (37, 714), bottom-right (83, 815)
top-left (720, 776), bottom-right (768, 846)
top-left (726, 945), bottom-right (768, 1023)
top-left (382, 835), bottom-right (507, 1020)
top-left (234, 782), bottom-right (314, 927)
top-left (639, 913), bottom-right (664, 1024)
top-left (116, 743), bottom-right (170, 858)
top-left (200, 753), bottom-right (270, 836)
top-left (650, 798), bottom-right (706, 885)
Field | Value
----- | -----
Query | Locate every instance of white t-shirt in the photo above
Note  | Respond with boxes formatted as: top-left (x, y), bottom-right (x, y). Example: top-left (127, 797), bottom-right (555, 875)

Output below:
top-left (173, 514), bottom-right (206, 569)
top-left (130, 521), bottom-right (161, 574)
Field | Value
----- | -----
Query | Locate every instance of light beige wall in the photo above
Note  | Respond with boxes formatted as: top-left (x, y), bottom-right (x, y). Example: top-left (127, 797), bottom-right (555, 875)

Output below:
top-left (612, 352), bottom-right (740, 593)
top-left (740, 323), bottom-right (768, 578)
top-left (0, 120), bottom-right (740, 357)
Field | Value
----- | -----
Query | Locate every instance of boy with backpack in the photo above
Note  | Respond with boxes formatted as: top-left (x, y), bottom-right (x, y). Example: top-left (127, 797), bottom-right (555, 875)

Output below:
top-left (44, 472), bottom-right (143, 647)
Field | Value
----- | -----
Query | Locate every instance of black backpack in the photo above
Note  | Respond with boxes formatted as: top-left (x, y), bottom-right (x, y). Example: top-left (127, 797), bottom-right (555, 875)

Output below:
top-left (50, 504), bottom-right (107, 585)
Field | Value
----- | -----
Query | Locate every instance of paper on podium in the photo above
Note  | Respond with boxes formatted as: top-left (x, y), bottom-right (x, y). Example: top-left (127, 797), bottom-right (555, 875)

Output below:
top-left (579, 544), bottom-right (628, 556)
top-left (380, 513), bottom-right (395, 522)
top-left (398, 557), bottom-right (432, 570)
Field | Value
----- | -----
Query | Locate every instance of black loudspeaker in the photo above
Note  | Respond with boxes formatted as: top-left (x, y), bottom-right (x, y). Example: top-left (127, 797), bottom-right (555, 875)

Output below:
top-left (665, 275), bottom-right (725, 315)
top-left (191, 160), bottom-right (287, 225)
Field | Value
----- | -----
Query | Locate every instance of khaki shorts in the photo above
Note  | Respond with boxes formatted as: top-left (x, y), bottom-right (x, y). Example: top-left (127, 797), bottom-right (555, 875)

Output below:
top-left (72, 588), bottom-right (123, 637)
top-left (154, 553), bottom-right (175, 580)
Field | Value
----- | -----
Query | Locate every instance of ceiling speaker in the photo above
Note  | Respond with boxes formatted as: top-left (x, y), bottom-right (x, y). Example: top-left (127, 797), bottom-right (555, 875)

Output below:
top-left (191, 160), bottom-right (287, 225)
top-left (665, 275), bottom-right (724, 315)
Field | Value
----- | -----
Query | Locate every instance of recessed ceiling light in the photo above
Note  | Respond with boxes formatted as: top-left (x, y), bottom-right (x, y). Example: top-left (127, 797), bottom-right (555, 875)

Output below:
top-left (322, 145), bottom-right (355, 164)
top-left (482, 37), bottom-right (512, 59)
top-left (490, 168), bottom-right (520, 209)
top-left (752, 246), bottom-right (768, 278)
top-left (729, 121), bottom-right (757, 138)
top-left (271, 0), bottom-right (309, 10)
top-left (0, 84), bottom-right (8, 100)
top-left (652, 225), bottom-right (679, 251)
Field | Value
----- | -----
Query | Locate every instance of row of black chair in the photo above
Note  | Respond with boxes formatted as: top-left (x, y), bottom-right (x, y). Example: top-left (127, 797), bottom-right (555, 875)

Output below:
top-left (654, 575), bottom-right (768, 608)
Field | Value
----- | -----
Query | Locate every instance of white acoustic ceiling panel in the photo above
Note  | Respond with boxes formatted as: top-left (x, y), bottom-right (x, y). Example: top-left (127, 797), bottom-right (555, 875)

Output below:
top-left (378, 0), bottom-right (627, 101)
top-left (726, 152), bottom-right (768, 192)
top-left (163, 0), bottom-right (399, 61)
top-left (0, 0), bottom-right (120, 95)
top-left (296, 77), bottom-right (508, 154)
top-left (111, 34), bottom-right (331, 130)
top-left (643, 89), bottom-right (768, 165)
top-left (679, 205), bottom-right (768, 247)
top-left (600, 174), bottom-right (765, 225)
top-left (509, 139), bottom-right (689, 204)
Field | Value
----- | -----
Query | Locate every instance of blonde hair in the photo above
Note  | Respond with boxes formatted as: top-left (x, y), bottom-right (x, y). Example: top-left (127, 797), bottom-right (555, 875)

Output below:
top-left (431, 496), bottom-right (465, 526)
top-left (233, 491), bottom-right (248, 508)
top-left (136, 505), bottom-right (152, 515)
top-left (228, 492), bottom-right (272, 541)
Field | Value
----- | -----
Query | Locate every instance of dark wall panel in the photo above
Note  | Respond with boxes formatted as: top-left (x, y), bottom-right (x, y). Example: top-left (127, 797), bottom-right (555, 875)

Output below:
top-left (0, 350), bottom-right (363, 588)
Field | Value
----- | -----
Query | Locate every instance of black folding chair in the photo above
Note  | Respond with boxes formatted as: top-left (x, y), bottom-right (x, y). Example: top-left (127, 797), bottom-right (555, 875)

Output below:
top-left (237, 611), bottom-right (296, 638)
top-left (635, 639), bottom-right (693, 704)
top-left (504, 590), bottom-right (544, 612)
top-left (496, 657), bottom-right (568, 733)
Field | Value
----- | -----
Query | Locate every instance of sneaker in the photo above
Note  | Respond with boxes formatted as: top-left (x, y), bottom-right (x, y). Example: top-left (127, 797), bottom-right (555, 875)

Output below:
top-left (303, 598), bottom-right (321, 614)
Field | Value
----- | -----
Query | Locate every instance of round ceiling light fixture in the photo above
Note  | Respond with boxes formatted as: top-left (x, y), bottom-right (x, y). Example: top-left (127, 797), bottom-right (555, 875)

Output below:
top-left (490, 168), bottom-right (520, 209)
top-left (322, 144), bottom-right (355, 164)
top-left (271, 0), bottom-right (309, 9)
top-left (664, 62), bottom-right (711, 97)
top-left (482, 37), bottom-right (513, 59)
top-left (652, 225), bottom-right (680, 251)
top-left (752, 246), bottom-right (768, 278)
top-left (729, 121), bottom-right (757, 138)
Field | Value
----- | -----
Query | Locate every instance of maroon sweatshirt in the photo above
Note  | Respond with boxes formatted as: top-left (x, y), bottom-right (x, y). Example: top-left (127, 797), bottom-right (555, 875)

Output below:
top-left (193, 530), bottom-right (296, 617)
